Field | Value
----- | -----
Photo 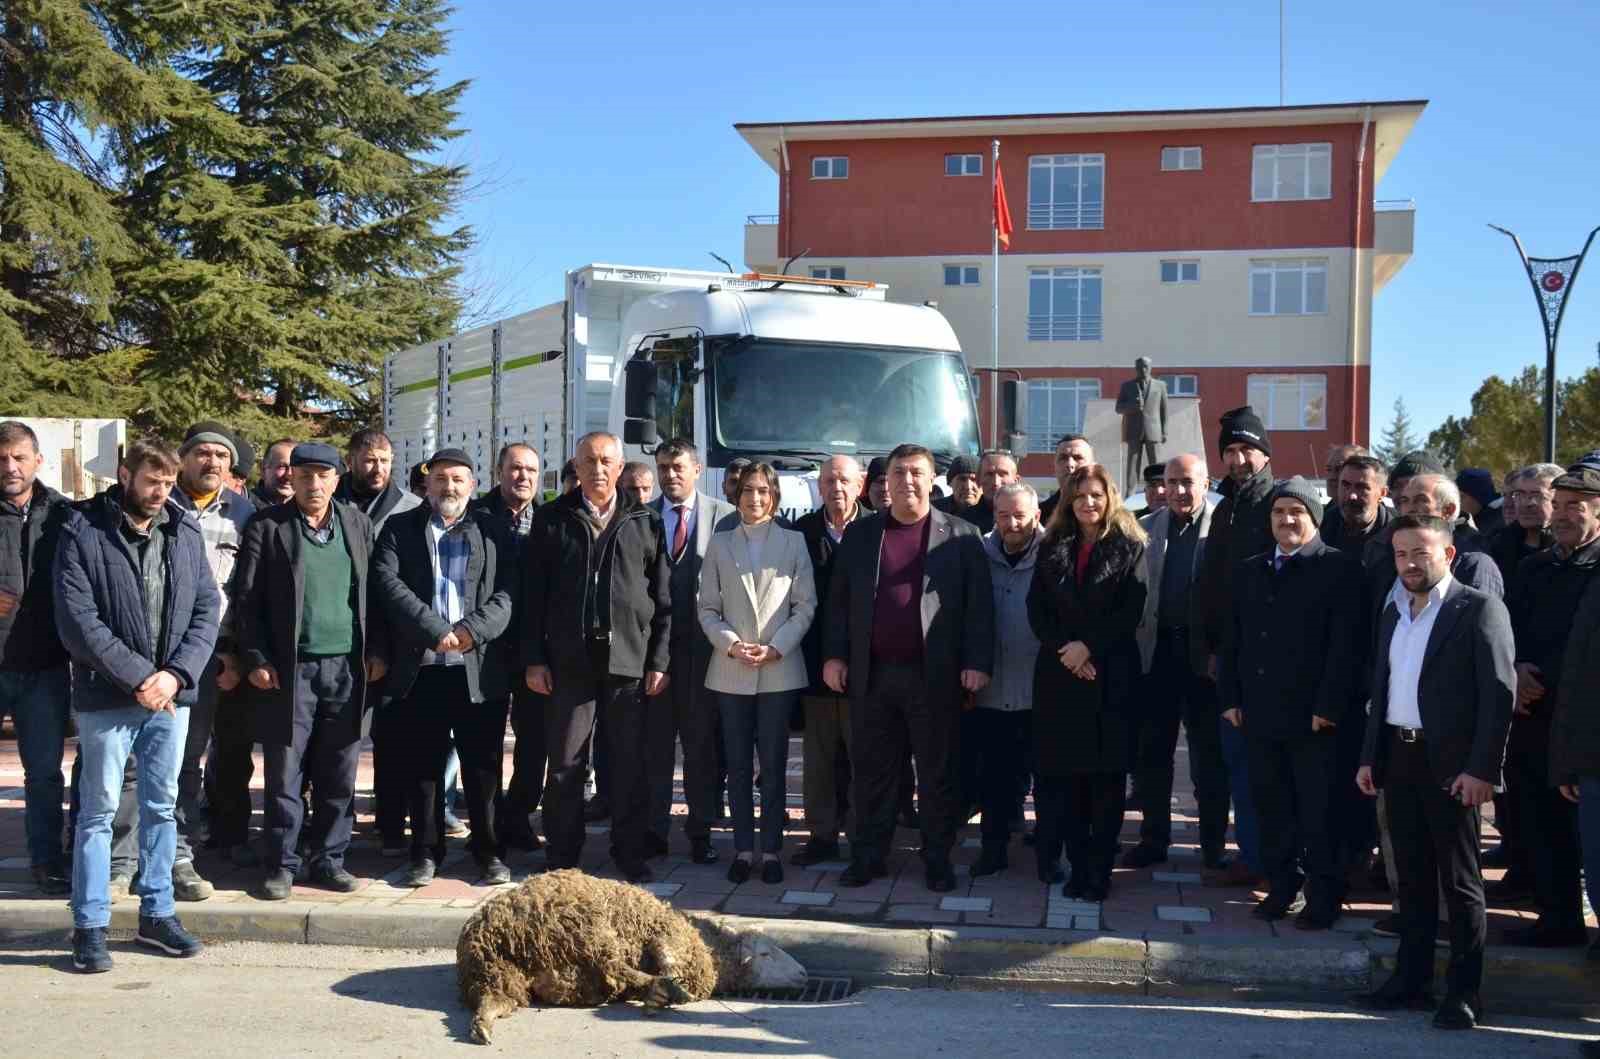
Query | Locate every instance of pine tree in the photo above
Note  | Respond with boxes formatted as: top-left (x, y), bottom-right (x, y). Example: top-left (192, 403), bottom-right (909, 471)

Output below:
top-left (1374, 396), bottom-right (1419, 467)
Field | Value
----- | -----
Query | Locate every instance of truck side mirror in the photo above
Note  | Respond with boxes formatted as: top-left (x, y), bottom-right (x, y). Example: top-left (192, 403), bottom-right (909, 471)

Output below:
top-left (622, 418), bottom-right (658, 447)
top-left (1000, 379), bottom-right (1027, 438)
top-left (623, 359), bottom-right (658, 421)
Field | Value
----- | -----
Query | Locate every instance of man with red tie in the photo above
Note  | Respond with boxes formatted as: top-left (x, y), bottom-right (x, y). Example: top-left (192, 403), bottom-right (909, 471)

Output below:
top-left (648, 438), bottom-right (738, 863)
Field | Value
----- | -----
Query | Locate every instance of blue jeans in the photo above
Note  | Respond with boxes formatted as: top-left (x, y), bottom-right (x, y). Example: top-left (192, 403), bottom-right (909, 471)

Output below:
top-left (1218, 715), bottom-right (1262, 873)
top-left (0, 667), bottom-right (70, 867)
top-left (71, 705), bottom-right (189, 929)
top-left (718, 690), bottom-right (797, 855)
top-left (1581, 776), bottom-right (1600, 921)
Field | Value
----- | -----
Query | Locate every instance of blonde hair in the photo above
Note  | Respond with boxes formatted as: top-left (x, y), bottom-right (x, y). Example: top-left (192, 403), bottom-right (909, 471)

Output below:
top-left (1045, 462), bottom-right (1148, 546)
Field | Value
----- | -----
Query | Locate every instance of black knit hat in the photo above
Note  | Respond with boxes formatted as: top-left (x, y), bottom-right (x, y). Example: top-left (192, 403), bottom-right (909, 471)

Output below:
top-left (866, 456), bottom-right (889, 483)
top-left (1389, 450), bottom-right (1446, 485)
top-left (946, 455), bottom-right (980, 480)
top-left (1217, 405), bottom-right (1271, 458)
top-left (1142, 463), bottom-right (1167, 483)
top-left (230, 434), bottom-right (255, 479)
top-left (180, 420), bottom-right (240, 466)
top-left (1269, 475), bottom-right (1324, 527)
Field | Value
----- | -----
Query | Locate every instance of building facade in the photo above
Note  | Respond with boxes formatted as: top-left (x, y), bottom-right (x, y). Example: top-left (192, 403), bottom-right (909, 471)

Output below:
top-left (737, 101), bottom-right (1424, 479)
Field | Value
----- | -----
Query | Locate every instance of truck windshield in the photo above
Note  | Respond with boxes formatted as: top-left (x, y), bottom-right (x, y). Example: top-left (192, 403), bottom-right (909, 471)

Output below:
top-left (707, 337), bottom-right (981, 464)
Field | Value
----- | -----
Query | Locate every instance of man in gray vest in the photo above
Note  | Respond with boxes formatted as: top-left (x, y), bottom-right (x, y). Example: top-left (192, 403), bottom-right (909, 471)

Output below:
top-left (1115, 357), bottom-right (1169, 496)
top-left (648, 437), bottom-right (737, 863)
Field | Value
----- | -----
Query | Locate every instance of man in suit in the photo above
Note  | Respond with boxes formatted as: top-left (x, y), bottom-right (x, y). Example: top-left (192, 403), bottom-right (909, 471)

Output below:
top-left (823, 443), bottom-right (995, 893)
top-left (370, 449), bottom-right (517, 887)
top-left (1222, 477), bottom-right (1363, 928)
top-left (1356, 515), bottom-right (1515, 1031)
top-left (648, 437), bottom-right (737, 864)
top-left (1126, 453), bottom-right (1229, 870)
top-left (1115, 357), bottom-right (1168, 496)
top-left (793, 454), bottom-right (865, 866)
top-left (235, 443), bottom-right (377, 901)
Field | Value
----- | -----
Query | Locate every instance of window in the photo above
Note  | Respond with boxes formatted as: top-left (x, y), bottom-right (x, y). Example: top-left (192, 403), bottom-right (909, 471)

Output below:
top-left (1251, 143), bottom-right (1331, 201)
top-left (1027, 267), bottom-right (1103, 341)
top-left (1155, 373), bottom-right (1198, 397)
top-left (811, 156), bottom-right (848, 180)
top-left (810, 265), bottom-right (846, 280)
top-left (1161, 146), bottom-right (1202, 171)
top-left (943, 265), bottom-right (980, 286)
top-left (1249, 259), bottom-right (1328, 315)
top-left (1027, 154), bottom-right (1105, 230)
top-left (945, 153), bottom-right (982, 176)
top-left (1025, 379), bottom-right (1102, 453)
top-left (1160, 260), bottom-right (1200, 284)
top-left (1247, 374), bottom-right (1327, 430)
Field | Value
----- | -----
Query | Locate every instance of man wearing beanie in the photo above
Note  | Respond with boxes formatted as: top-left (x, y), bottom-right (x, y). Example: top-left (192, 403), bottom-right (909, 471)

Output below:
top-left (1455, 468), bottom-right (1503, 536)
top-left (934, 452), bottom-right (1006, 534)
top-left (1222, 476), bottom-right (1363, 928)
top-left (1193, 405), bottom-right (1275, 887)
top-left (168, 422), bottom-right (257, 899)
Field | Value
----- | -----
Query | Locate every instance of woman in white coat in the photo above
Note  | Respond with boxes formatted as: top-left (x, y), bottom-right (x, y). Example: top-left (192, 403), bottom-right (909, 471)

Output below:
top-left (699, 462), bottom-right (817, 884)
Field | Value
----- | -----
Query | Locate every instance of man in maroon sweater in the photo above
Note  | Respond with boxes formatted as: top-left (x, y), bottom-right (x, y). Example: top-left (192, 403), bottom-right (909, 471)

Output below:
top-left (823, 444), bottom-right (995, 892)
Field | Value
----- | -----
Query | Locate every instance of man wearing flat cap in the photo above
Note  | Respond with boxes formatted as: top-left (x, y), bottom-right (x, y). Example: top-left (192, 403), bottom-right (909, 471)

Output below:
top-left (370, 448), bottom-right (516, 887)
top-left (235, 442), bottom-right (377, 900)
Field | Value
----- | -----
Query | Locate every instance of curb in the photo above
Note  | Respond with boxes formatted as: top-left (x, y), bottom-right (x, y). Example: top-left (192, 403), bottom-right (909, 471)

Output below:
top-left (4, 897), bottom-right (1594, 1015)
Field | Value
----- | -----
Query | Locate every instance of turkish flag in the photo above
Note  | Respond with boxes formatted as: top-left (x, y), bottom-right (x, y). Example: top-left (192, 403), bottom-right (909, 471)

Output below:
top-left (993, 160), bottom-right (1014, 249)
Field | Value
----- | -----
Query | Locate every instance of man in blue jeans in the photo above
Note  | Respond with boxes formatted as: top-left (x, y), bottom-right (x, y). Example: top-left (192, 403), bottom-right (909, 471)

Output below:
top-left (0, 420), bottom-right (75, 895)
top-left (53, 439), bottom-right (220, 972)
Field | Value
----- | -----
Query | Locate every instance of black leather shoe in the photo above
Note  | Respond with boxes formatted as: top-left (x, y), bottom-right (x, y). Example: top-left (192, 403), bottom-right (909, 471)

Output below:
top-left (790, 841), bottom-right (841, 867)
top-left (689, 838), bottom-right (720, 864)
top-left (838, 859), bottom-right (877, 888)
top-left (1120, 844), bottom-right (1166, 869)
top-left (403, 858), bottom-right (436, 888)
top-left (310, 863), bottom-right (360, 892)
top-left (259, 868), bottom-right (294, 901)
top-left (925, 861), bottom-right (957, 893)
top-left (970, 848), bottom-right (1008, 877)
top-left (1503, 921), bottom-right (1589, 948)
top-left (1251, 890), bottom-right (1303, 921)
top-left (1294, 903), bottom-right (1340, 931)
top-left (727, 858), bottom-right (752, 884)
top-left (477, 857), bottom-right (512, 885)
top-left (501, 824), bottom-right (543, 852)
top-left (1355, 976), bottom-right (1436, 1011)
top-left (761, 860), bottom-right (784, 885)
top-left (1432, 993), bottom-right (1479, 1030)
top-left (620, 861), bottom-right (653, 884)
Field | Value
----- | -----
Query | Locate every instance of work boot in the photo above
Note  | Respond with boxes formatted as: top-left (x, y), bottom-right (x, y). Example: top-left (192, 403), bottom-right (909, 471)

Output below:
top-left (171, 861), bottom-right (214, 902)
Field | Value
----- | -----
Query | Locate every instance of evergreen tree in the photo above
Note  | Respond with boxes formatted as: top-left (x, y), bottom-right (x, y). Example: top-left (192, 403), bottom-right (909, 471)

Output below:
top-left (1373, 396), bottom-right (1419, 467)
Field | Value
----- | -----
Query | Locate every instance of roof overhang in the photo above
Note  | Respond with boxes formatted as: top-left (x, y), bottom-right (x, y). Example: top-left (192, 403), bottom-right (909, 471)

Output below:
top-left (736, 100), bottom-right (1426, 185)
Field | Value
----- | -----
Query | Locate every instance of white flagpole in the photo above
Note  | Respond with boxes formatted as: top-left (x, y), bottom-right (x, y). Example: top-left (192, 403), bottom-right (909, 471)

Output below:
top-left (991, 138), bottom-right (1001, 449)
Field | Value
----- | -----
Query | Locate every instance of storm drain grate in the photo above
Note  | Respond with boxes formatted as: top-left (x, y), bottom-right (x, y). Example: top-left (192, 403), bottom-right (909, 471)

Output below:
top-left (725, 976), bottom-right (856, 1003)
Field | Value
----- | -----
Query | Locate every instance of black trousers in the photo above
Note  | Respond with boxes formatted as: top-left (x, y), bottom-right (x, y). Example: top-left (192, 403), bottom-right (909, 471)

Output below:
top-left (1330, 706), bottom-right (1377, 873)
top-left (504, 683), bottom-right (549, 826)
top-left (649, 644), bottom-right (722, 843)
top-left (1131, 629), bottom-right (1228, 861)
top-left (973, 708), bottom-right (1030, 849)
top-left (541, 694), bottom-right (598, 868)
top-left (202, 679), bottom-right (257, 849)
top-left (369, 676), bottom-right (407, 844)
top-left (263, 656), bottom-right (360, 874)
top-left (599, 677), bottom-right (654, 869)
top-left (958, 709), bottom-right (983, 815)
top-left (1035, 772), bottom-right (1124, 884)
top-left (174, 654), bottom-right (220, 863)
top-left (391, 666), bottom-right (507, 864)
top-left (1384, 731), bottom-right (1486, 998)
top-left (1507, 725), bottom-right (1584, 928)
top-left (1246, 727), bottom-right (1340, 905)
top-left (850, 662), bottom-right (959, 865)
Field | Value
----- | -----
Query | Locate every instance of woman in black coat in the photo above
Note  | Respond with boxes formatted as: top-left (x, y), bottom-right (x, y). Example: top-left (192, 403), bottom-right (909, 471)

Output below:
top-left (1027, 463), bottom-right (1148, 899)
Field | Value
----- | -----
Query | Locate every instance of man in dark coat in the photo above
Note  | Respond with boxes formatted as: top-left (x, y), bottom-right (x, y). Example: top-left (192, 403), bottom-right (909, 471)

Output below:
top-left (1038, 435), bottom-right (1094, 526)
top-left (822, 443), bottom-right (994, 893)
top-left (253, 438), bottom-right (296, 509)
top-left (1323, 454), bottom-right (1391, 556)
top-left (235, 443), bottom-right (375, 900)
top-left (522, 431), bottom-right (671, 883)
top-left (1222, 477), bottom-right (1362, 928)
top-left (335, 427), bottom-right (422, 538)
top-left (0, 420), bottom-right (74, 895)
top-left (372, 449), bottom-right (516, 886)
top-left (1356, 515), bottom-right (1515, 1030)
top-left (55, 440), bottom-right (220, 971)
top-left (1549, 527), bottom-right (1600, 962)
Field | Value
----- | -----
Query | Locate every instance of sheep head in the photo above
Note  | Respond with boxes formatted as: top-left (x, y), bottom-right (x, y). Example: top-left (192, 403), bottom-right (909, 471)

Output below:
top-left (691, 916), bottom-right (807, 994)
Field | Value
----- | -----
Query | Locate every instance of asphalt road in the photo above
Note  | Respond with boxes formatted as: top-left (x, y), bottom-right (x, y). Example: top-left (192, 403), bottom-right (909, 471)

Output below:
top-left (3, 939), bottom-right (1595, 1057)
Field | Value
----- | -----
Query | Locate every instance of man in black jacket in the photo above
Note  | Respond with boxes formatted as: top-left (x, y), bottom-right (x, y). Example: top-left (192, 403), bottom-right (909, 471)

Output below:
top-left (822, 444), bottom-right (994, 893)
top-left (253, 438), bottom-right (296, 509)
top-left (372, 449), bottom-right (516, 886)
top-left (1323, 454), bottom-right (1391, 556)
top-left (1222, 477), bottom-right (1362, 927)
top-left (522, 431), bottom-right (671, 883)
top-left (1356, 515), bottom-right (1515, 1030)
top-left (0, 421), bottom-right (74, 895)
top-left (1037, 435), bottom-right (1094, 526)
top-left (1501, 463), bottom-right (1600, 948)
top-left (236, 444), bottom-right (377, 900)
top-left (1549, 503), bottom-right (1600, 963)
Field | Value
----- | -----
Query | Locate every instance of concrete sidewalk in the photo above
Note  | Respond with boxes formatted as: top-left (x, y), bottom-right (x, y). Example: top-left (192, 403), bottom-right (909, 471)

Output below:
top-left (2, 729), bottom-right (1595, 1014)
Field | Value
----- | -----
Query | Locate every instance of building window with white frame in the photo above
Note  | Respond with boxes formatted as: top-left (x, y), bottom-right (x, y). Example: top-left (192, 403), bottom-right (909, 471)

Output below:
top-left (1027, 154), bottom-right (1105, 230)
top-left (1160, 260), bottom-right (1199, 283)
top-left (1251, 143), bottom-right (1331, 201)
top-left (1155, 373), bottom-right (1198, 397)
top-left (1161, 146), bottom-right (1202, 171)
top-left (1027, 267), bottom-right (1103, 341)
top-left (945, 153), bottom-right (982, 176)
top-left (1247, 373), bottom-right (1327, 430)
top-left (1025, 379), bottom-right (1102, 453)
top-left (1249, 259), bottom-right (1328, 315)
top-left (811, 156), bottom-right (848, 180)
top-left (943, 265), bottom-right (980, 286)
top-left (810, 265), bottom-right (846, 280)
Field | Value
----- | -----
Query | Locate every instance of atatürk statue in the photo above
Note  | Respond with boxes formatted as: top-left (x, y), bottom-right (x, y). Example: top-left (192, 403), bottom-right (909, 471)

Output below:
top-left (1114, 356), bottom-right (1168, 495)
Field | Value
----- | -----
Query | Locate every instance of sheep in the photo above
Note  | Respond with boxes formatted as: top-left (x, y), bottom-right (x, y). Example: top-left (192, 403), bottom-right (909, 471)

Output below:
top-left (456, 868), bottom-right (808, 1044)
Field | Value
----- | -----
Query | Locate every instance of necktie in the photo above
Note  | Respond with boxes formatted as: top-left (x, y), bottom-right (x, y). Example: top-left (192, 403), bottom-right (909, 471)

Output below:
top-left (1274, 554), bottom-right (1287, 573)
top-left (672, 505), bottom-right (689, 559)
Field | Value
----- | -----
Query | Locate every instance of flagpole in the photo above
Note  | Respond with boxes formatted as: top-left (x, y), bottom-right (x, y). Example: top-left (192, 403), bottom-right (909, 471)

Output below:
top-left (991, 138), bottom-right (1001, 449)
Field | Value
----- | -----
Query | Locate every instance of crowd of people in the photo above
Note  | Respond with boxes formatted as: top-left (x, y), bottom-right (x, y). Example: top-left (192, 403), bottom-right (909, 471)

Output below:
top-left (2, 407), bottom-right (1598, 1036)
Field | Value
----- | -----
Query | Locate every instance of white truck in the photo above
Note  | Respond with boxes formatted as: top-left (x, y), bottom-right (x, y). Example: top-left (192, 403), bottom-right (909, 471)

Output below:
top-left (11, 417), bottom-right (126, 499)
top-left (382, 263), bottom-right (985, 519)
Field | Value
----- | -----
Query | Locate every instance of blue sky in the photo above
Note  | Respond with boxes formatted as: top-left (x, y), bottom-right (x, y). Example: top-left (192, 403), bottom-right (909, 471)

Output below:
top-left (435, 0), bottom-right (1600, 442)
